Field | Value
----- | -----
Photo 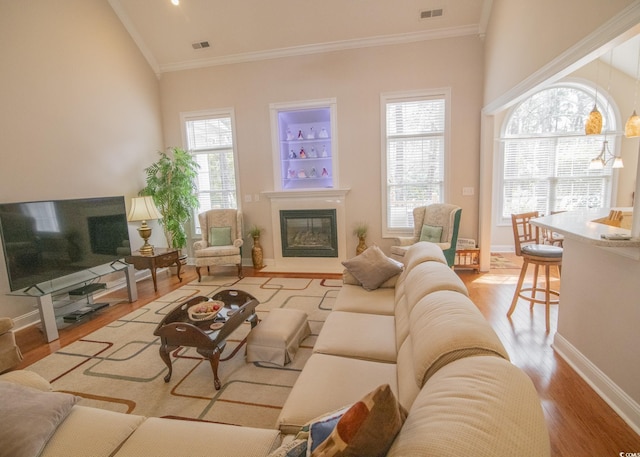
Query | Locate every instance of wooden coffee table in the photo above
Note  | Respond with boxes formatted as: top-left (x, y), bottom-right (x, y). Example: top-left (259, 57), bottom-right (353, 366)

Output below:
top-left (153, 290), bottom-right (259, 389)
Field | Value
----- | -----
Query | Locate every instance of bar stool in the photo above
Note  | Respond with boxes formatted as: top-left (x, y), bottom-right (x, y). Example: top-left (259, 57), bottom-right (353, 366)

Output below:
top-left (507, 212), bottom-right (562, 332)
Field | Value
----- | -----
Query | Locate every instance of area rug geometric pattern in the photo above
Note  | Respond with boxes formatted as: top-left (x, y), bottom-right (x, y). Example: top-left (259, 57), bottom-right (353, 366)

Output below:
top-left (26, 275), bottom-right (342, 429)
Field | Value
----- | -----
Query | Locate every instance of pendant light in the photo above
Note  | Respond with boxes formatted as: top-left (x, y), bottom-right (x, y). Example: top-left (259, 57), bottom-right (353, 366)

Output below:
top-left (588, 50), bottom-right (624, 169)
top-left (585, 59), bottom-right (602, 135)
top-left (625, 41), bottom-right (640, 138)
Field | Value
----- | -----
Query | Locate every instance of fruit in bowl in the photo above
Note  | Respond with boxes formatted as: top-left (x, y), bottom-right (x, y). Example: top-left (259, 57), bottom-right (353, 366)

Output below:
top-left (188, 300), bottom-right (224, 321)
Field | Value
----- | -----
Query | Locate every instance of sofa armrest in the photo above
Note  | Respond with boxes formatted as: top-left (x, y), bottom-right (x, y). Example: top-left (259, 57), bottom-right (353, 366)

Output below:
top-left (193, 240), bottom-right (207, 250)
top-left (233, 238), bottom-right (244, 248)
top-left (0, 317), bottom-right (14, 335)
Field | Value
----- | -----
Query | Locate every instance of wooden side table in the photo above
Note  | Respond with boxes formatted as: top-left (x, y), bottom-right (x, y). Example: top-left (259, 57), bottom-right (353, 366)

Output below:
top-left (454, 248), bottom-right (480, 273)
top-left (124, 248), bottom-right (182, 292)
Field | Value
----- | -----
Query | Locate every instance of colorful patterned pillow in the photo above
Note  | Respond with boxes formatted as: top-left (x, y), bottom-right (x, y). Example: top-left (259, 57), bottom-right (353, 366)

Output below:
top-left (266, 438), bottom-right (307, 457)
top-left (310, 384), bottom-right (407, 457)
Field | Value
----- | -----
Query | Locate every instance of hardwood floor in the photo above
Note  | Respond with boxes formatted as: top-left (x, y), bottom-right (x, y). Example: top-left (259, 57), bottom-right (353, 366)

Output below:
top-left (14, 261), bottom-right (640, 456)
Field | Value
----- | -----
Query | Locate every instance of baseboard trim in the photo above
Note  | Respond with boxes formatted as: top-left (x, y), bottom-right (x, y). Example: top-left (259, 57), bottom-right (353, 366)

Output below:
top-left (552, 333), bottom-right (640, 435)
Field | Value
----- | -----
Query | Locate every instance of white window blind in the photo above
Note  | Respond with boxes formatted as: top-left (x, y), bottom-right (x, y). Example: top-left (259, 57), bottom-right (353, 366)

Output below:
top-left (383, 93), bottom-right (447, 233)
top-left (501, 84), bottom-right (615, 221)
top-left (183, 111), bottom-right (239, 232)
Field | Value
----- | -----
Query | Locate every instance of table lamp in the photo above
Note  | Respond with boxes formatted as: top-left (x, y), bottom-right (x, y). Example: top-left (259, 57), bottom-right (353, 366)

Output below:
top-left (128, 196), bottom-right (162, 255)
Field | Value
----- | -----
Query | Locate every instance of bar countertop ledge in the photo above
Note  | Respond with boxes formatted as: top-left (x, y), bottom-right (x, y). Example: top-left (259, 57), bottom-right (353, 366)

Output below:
top-left (531, 208), bottom-right (640, 435)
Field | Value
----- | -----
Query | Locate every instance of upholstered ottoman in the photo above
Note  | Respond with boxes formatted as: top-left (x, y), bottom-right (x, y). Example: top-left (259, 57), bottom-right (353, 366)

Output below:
top-left (246, 308), bottom-right (311, 366)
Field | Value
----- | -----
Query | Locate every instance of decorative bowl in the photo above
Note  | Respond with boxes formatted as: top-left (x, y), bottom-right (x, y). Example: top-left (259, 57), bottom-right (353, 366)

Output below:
top-left (188, 300), bottom-right (224, 321)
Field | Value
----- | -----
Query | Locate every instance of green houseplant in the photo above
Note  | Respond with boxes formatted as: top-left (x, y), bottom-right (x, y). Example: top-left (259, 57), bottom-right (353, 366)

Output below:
top-left (140, 147), bottom-right (200, 250)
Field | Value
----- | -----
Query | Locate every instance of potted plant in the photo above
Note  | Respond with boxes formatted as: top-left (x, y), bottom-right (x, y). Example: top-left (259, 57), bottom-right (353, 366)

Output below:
top-left (247, 224), bottom-right (265, 270)
top-left (353, 222), bottom-right (368, 255)
top-left (140, 147), bottom-right (200, 252)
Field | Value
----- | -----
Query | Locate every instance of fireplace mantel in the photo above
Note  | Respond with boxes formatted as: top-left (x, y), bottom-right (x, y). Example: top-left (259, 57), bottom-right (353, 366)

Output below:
top-left (263, 188), bottom-right (350, 200)
top-left (262, 188), bottom-right (350, 273)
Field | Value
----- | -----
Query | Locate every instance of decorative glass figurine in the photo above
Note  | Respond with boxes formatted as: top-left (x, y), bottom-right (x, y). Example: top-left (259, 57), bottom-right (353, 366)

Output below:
top-left (297, 130), bottom-right (304, 139)
top-left (309, 167), bottom-right (317, 178)
top-left (286, 129), bottom-right (293, 140)
top-left (319, 127), bottom-right (328, 138)
top-left (299, 147), bottom-right (306, 158)
top-left (289, 169), bottom-right (296, 179)
top-left (307, 127), bottom-right (315, 139)
top-left (321, 145), bottom-right (328, 157)
top-left (298, 169), bottom-right (307, 178)
top-left (321, 167), bottom-right (329, 177)
top-left (289, 150), bottom-right (297, 159)
top-left (309, 146), bottom-right (317, 158)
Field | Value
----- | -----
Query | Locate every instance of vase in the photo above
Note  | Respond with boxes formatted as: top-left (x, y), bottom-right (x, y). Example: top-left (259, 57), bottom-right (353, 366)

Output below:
top-left (356, 236), bottom-right (367, 256)
top-left (252, 236), bottom-right (264, 269)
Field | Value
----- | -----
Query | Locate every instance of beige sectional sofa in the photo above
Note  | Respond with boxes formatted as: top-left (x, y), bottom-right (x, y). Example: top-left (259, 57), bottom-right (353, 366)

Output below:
top-left (0, 242), bottom-right (549, 457)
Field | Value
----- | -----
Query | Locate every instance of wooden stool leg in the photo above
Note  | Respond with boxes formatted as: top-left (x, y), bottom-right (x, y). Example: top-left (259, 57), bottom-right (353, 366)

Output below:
top-left (544, 264), bottom-right (551, 333)
top-left (530, 264), bottom-right (540, 309)
top-left (508, 260), bottom-right (529, 317)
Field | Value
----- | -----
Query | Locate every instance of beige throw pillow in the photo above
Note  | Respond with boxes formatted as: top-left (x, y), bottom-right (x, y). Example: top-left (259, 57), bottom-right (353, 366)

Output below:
top-left (341, 246), bottom-right (403, 291)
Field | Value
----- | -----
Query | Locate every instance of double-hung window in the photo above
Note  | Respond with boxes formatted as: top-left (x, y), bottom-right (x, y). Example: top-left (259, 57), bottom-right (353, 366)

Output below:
top-left (500, 83), bottom-right (617, 223)
top-left (182, 109), bottom-right (239, 234)
top-left (381, 89), bottom-right (449, 236)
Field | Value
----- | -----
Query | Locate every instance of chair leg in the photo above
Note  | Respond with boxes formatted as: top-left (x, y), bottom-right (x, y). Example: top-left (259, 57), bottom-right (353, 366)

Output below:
top-left (530, 264), bottom-right (539, 309)
top-left (507, 260), bottom-right (529, 317)
top-left (237, 263), bottom-right (243, 279)
top-left (544, 265), bottom-right (551, 333)
top-left (196, 266), bottom-right (202, 282)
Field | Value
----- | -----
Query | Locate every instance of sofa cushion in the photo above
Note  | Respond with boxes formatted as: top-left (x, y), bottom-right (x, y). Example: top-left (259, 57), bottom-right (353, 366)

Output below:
top-left (0, 381), bottom-right (79, 457)
top-left (332, 284), bottom-right (395, 316)
top-left (409, 290), bottom-right (509, 386)
top-left (41, 405), bottom-right (145, 457)
top-left (387, 357), bottom-right (550, 457)
top-left (114, 417), bottom-right (282, 457)
top-left (404, 261), bottom-right (468, 312)
top-left (342, 246), bottom-right (403, 291)
top-left (311, 384), bottom-right (407, 457)
top-left (342, 269), bottom-right (398, 289)
top-left (277, 353), bottom-right (398, 435)
top-left (401, 241), bottom-right (447, 270)
top-left (313, 311), bottom-right (396, 363)
top-left (0, 369), bottom-right (52, 391)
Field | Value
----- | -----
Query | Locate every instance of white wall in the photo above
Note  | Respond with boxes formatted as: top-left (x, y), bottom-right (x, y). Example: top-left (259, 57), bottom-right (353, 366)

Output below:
top-left (159, 35), bottom-right (485, 261)
top-left (0, 0), bottom-right (164, 325)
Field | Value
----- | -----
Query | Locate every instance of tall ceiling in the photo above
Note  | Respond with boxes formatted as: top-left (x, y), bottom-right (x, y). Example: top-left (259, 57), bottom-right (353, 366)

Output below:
top-left (108, 0), bottom-right (492, 74)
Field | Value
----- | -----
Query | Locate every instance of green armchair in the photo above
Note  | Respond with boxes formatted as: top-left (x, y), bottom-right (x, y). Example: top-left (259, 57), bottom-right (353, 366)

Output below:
top-left (390, 204), bottom-right (462, 267)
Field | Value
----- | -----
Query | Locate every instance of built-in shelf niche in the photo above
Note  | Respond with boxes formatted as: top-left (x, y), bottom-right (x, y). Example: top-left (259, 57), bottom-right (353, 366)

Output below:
top-left (270, 98), bottom-right (338, 191)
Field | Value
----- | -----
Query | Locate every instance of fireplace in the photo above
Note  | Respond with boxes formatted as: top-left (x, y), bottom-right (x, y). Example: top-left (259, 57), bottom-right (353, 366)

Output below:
top-left (264, 188), bottom-right (349, 273)
top-left (280, 209), bottom-right (337, 257)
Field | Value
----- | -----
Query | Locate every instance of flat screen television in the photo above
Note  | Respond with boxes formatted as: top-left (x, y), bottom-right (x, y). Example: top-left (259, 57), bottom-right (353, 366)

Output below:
top-left (0, 196), bottom-right (131, 291)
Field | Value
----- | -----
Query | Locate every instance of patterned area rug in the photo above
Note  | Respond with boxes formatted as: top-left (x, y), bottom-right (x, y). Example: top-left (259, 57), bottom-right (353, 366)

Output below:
top-left (490, 253), bottom-right (520, 269)
top-left (26, 275), bottom-right (342, 429)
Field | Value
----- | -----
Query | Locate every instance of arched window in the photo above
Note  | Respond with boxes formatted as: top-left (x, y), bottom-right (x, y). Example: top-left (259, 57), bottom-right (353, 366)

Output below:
top-left (500, 82), bottom-right (618, 221)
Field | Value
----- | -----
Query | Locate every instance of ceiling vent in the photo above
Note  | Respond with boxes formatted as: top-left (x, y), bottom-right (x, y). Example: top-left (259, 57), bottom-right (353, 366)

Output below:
top-left (420, 8), bottom-right (443, 19)
top-left (192, 41), bottom-right (210, 50)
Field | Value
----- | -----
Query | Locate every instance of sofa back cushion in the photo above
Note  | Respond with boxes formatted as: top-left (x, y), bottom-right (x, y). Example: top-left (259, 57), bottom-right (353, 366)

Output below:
top-left (388, 357), bottom-right (550, 457)
top-left (403, 261), bottom-right (468, 313)
top-left (408, 290), bottom-right (509, 387)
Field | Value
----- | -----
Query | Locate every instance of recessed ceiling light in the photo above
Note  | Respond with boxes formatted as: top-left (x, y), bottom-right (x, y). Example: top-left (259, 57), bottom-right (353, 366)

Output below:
top-left (171, 0), bottom-right (179, 5)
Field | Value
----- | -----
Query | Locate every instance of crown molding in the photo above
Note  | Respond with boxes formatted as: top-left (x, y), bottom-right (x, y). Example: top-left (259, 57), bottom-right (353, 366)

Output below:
top-left (159, 25), bottom-right (480, 74)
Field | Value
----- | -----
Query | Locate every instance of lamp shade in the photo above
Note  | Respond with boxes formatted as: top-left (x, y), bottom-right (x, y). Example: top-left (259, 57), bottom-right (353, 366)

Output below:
top-left (585, 105), bottom-right (603, 135)
top-left (625, 110), bottom-right (640, 138)
top-left (128, 196), bottom-right (162, 222)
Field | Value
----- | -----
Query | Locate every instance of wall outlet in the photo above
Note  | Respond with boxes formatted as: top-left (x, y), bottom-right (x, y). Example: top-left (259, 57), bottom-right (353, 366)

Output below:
top-left (462, 187), bottom-right (474, 196)
top-left (244, 194), bottom-right (252, 202)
